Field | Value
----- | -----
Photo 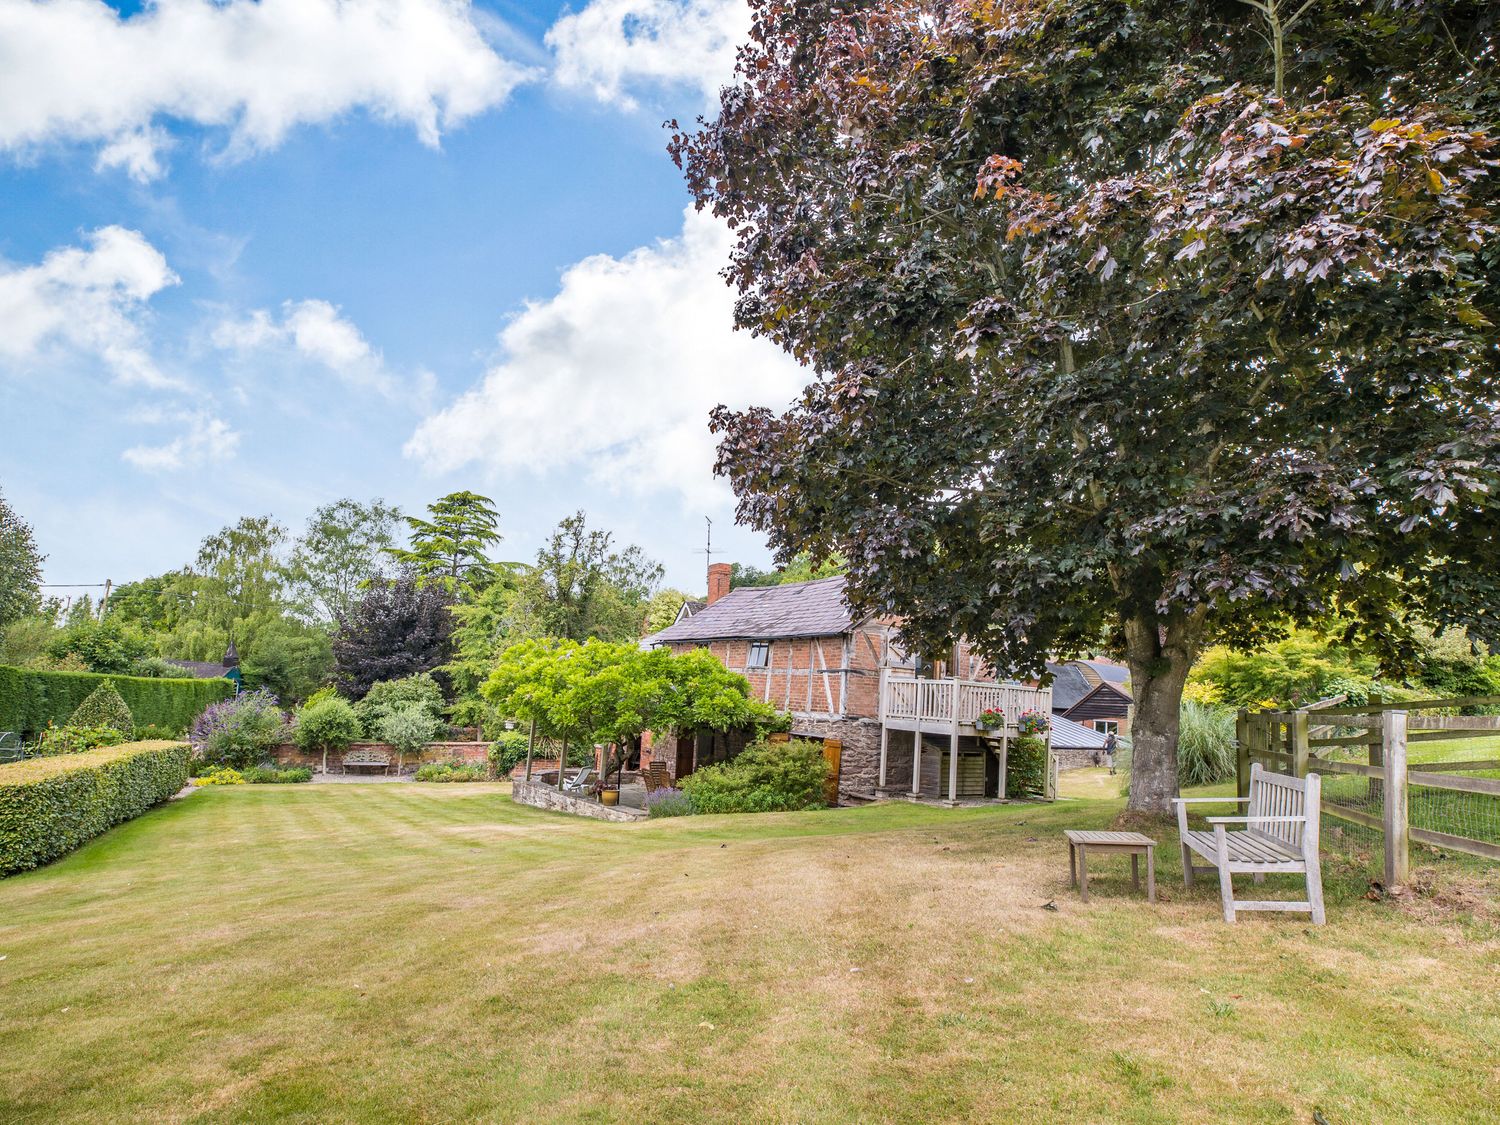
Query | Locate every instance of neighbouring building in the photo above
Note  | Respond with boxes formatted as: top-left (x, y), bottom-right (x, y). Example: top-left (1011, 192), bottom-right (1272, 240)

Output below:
top-left (1045, 658), bottom-right (1132, 736)
top-left (642, 564), bottom-right (1055, 804)
top-left (167, 640), bottom-right (243, 692)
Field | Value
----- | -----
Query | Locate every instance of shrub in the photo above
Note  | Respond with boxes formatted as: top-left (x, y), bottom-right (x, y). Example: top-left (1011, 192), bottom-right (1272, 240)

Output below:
top-left (242, 765), bottom-right (312, 784)
top-left (414, 761), bottom-right (487, 782)
top-left (45, 617), bottom-right (150, 674)
top-left (354, 673), bottom-right (446, 738)
top-left (1177, 700), bottom-right (1237, 787)
top-left (1006, 735), bottom-right (1048, 798)
top-left (195, 766), bottom-right (245, 785)
top-left (0, 664), bottom-right (233, 740)
top-left (487, 730), bottom-right (531, 775)
top-left (679, 738), bottom-right (827, 814)
top-left (191, 689), bottom-right (289, 770)
top-left (378, 703), bottom-right (442, 773)
top-left (0, 741), bottom-right (190, 874)
top-left (292, 696), bottom-right (361, 774)
top-left (32, 723), bottom-right (127, 756)
top-left (645, 786), bottom-right (693, 818)
top-left (68, 679), bottom-right (134, 738)
top-left (131, 656), bottom-right (184, 679)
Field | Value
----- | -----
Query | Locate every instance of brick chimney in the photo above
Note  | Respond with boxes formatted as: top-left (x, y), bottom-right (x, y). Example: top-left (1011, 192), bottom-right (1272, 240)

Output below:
top-left (707, 562), bottom-right (732, 605)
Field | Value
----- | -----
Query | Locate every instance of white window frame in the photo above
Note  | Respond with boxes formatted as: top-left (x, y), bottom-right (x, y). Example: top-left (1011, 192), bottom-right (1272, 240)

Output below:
top-left (746, 641), bottom-right (771, 669)
top-left (1092, 720), bottom-right (1119, 735)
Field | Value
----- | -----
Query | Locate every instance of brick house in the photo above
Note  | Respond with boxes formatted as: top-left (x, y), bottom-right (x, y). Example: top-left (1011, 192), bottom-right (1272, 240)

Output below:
top-left (643, 564), bottom-right (1053, 804)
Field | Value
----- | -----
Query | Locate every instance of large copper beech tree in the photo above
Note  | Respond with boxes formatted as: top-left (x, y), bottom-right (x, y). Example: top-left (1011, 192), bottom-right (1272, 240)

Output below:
top-left (673, 0), bottom-right (1499, 812)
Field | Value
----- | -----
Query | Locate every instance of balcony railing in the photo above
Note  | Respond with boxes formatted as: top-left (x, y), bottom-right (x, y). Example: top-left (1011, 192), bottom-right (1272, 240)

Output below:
top-left (879, 672), bottom-right (1051, 733)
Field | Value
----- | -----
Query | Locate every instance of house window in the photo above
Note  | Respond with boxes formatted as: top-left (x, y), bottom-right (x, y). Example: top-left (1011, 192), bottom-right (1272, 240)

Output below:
top-left (1093, 720), bottom-right (1119, 735)
top-left (747, 642), bottom-right (771, 669)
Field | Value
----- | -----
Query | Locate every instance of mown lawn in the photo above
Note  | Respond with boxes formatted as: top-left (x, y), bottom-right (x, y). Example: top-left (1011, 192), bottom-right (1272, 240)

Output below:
top-left (1, 783), bottom-right (1497, 1124)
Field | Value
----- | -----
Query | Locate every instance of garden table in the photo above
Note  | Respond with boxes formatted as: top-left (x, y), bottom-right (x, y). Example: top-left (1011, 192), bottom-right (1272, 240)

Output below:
top-left (1064, 830), bottom-right (1156, 903)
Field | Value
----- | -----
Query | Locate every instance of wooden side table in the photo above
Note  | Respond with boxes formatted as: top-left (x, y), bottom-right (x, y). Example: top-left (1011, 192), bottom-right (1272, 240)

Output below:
top-left (1065, 830), bottom-right (1156, 903)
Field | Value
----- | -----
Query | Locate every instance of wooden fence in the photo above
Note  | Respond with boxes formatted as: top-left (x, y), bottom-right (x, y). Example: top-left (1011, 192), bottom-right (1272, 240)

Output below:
top-left (1239, 697), bottom-right (1500, 887)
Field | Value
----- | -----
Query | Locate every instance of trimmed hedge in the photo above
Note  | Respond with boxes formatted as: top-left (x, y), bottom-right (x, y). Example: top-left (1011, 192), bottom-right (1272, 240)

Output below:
top-left (0, 741), bottom-right (191, 875)
top-left (0, 665), bottom-right (233, 739)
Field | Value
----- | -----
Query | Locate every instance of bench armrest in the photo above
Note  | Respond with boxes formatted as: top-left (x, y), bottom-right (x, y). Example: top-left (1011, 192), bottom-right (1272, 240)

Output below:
top-left (1171, 796), bottom-right (1251, 805)
top-left (1205, 815), bottom-right (1307, 825)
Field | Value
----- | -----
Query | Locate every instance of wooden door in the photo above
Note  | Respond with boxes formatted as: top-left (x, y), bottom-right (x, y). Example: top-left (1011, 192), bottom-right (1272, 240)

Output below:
top-left (675, 735), bottom-right (695, 781)
top-left (822, 738), bottom-right (842, 806)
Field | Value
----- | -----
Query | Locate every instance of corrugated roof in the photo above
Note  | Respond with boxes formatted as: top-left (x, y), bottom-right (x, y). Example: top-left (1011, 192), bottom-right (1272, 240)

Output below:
top-left (1050, 714), bottom-right (1111, 750)
top-left (649, 576), bottom-right (856, 643)
top-left (1078, 659), bottom-right (1129, 685)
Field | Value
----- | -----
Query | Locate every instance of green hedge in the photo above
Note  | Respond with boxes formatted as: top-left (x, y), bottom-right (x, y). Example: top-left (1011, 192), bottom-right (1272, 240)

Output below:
top-left (0, 665), bottom-right (233, 738)
top-left (0, 741), bottom-right (191, 875)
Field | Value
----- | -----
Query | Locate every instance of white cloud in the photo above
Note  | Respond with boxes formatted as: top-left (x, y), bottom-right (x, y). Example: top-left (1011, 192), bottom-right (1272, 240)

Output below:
top-left (546, 0), bottom-right (744, 110)
top-left (0, 226), bottom-right (180, 388)
top-left (0, 0), bottom-right (531, 179)
top-left (405, 206), bottom-right (804, 507)
top-left (212, 298), bottom-right (434, 404)
top-left (121, 411), bottom-right (240, 472)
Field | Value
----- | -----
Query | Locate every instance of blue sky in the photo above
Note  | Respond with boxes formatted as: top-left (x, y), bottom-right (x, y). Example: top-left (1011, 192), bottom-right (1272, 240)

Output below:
top-left (0, 0), bottom-right (804, 597)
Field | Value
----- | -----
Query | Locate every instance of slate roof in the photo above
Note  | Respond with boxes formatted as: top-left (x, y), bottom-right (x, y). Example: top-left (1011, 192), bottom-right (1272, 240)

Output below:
top-left (1049, 714), bottom-right (1111, 750)
top-left (166, 660), bottom-right (232, 679)
top-left (648, 576), bottom-right (856, 643)
top-left (1045, 662), bottom-right (1095, 712)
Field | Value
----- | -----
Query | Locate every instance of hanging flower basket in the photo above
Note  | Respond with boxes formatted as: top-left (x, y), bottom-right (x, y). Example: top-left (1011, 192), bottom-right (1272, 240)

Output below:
top-left (975, 707), bottom-right (1006, 732)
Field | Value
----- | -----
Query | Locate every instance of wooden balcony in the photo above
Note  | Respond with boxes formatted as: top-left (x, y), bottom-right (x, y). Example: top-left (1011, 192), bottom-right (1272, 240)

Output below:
top-left (879, 672), bottom-right (1052, 737)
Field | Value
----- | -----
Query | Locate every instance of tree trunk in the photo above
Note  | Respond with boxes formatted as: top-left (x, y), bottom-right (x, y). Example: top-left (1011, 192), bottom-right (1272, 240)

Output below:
top-left (1122, 616), bottom-right (1200, 815)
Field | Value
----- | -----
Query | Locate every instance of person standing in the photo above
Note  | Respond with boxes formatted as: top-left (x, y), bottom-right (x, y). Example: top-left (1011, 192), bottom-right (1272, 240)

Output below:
top-left (1103, 731), bottom-right (1118, 775)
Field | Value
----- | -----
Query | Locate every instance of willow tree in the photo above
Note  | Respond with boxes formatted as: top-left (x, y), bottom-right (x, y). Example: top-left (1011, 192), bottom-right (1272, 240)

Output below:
top-left (673, 0), bottom-right (1499, 812)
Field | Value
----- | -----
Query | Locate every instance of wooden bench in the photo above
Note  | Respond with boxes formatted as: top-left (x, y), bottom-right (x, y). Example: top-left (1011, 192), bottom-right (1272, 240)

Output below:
top-left (1174, 763), bottom-right (1325, 924)
top-left (342, 748), bottom-right (392, 776)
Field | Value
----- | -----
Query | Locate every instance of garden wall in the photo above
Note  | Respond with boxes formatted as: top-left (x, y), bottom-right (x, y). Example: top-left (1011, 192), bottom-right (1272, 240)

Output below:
top-left (511, 778), bottom-right (645, 822)
top-left (0, 665), bottom-right (234, 739)
top-left (270, 741), bottom-right (489, 772)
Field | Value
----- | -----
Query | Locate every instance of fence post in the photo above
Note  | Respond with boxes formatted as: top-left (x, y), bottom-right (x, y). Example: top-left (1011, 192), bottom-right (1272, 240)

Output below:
top-left (1235, 709), bottom-right (1251, 799)
top-left (1382, 710), bottom-right (1409, 888)
top-left (1290, 710), bottom-right (1310, 778)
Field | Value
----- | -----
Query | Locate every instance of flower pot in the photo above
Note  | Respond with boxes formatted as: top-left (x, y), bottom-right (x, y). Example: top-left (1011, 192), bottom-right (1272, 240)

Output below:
top-left (600, 790), bottom-right (619, 807)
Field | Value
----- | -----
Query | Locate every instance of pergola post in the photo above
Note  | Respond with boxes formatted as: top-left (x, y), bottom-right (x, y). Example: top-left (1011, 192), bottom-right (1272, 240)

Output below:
top-left (523, 717), bottom-right (536, 782)
top-left (557, 737), bottom-right (568, 791)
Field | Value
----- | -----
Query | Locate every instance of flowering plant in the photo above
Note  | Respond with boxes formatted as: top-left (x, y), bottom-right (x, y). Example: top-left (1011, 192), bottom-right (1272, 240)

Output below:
top-left (975, 707), bottom-right (1006, 731)
top-left (189, 689), bottom-right (288, 769)
top-left (1017, 709), bottom-right (1050, 737)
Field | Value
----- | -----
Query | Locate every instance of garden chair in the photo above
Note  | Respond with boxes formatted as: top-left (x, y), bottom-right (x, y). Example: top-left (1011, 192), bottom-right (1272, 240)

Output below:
top-left (1173, 763), bottom-right (1325, 925)
top-left (563, 767), bottom-right (594, 793)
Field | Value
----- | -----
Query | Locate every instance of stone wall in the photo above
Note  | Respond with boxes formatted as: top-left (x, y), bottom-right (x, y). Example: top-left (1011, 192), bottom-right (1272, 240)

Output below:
top-left (271, 741), bottom-right (490, 773)
top-left (511, 779), bottom-right (645, 822)
top-left (1053, 744), bottom-right (1106, 772)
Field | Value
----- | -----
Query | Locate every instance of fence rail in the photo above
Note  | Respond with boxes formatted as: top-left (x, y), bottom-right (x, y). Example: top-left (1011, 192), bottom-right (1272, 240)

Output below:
top-left (1239, 700), bottom-right (1500, 885)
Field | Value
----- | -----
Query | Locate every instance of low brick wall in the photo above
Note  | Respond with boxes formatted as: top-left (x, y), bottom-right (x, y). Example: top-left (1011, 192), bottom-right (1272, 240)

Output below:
top-left (272, 741), bottom-right (490, 773)
top-left (511, 778), bottom-right (645, 822)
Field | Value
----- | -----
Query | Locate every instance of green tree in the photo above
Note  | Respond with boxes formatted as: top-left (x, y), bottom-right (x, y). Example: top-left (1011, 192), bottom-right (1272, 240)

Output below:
top-left (379, 704), bottom-right (443, 774)
top-left (675, 0), bottom-right (1500, 812)
top-left (293, 695), bottom-right (361, 774)
top-left (389, 491), bottom-right (502, 598)
top-left (285, 498), bottom-right (403, 623)
top-left (354, 672), bottom-right (447, 739)
top-left (241, 622), bottom-right (334, 704)
top-left (184, 517), bottom-right (290, 650)
top-left (46, 616), bottom-right (151, 674)
top-left (483, 640), bottom-right (782, 791)
top-left (519, 512), bottom-right (663, 643)
top-left (643, 588), bottom-right (695, 634)
top-left (0, 487), bottom-right (43, 632)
